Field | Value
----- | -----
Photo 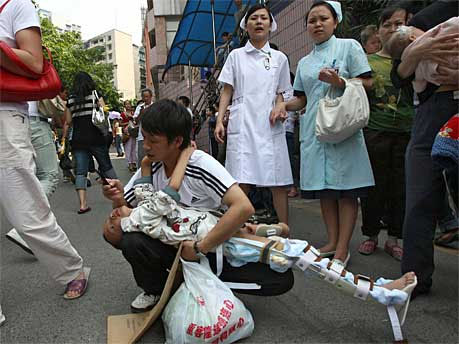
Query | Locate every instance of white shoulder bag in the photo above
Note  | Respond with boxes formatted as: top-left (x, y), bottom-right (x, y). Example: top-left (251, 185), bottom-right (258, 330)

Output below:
top-left (315, 78), bottom-right (370, 144)
top-left (91, 90), bottom-right (108, 135)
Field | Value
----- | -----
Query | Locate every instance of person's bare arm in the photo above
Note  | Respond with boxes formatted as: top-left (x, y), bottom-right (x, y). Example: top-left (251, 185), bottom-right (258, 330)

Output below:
top-left (215, 84), bottom-right (233, 143)
top-left (271, 95), bottom-right (306, 121)
top-left (64, 107), bottom-right (72, 126)
top-left (0, 27), bottom-right (43, 77)
top-left (397, 32), bottom-right (459, 79)
top-left (269, 93), bottom-right (285, 125)
top-left (102, 179), bottom-right (129, 209)
top-left (168, 147), bottom-right (195, 191)
top-left (181, 184), bottom-right (255, 260)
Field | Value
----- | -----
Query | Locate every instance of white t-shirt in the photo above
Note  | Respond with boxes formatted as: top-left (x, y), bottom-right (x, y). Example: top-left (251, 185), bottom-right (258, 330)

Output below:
top-left (124, 150), bottom-right (236, 210)
top-left (134, 102), bottom-right (152, 141)
top-left (0, 0), bottom-right (40, 115)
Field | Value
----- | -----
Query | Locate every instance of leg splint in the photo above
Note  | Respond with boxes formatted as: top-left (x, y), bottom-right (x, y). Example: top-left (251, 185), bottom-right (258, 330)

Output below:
top-left (225, 237), bottom-right (416, 342)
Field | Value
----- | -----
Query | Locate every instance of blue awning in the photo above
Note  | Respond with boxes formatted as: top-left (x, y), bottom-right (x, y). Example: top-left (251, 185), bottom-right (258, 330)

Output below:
top-left (163, 0), bottom-right (256, 78)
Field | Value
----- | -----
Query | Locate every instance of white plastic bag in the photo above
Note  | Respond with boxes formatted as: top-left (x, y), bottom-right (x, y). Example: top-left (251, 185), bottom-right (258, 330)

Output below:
top-left (162, 258), bottom-right (254, 344)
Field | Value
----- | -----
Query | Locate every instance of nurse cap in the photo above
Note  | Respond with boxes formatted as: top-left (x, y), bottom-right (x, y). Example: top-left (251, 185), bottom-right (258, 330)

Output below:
top-left (325, 1), bottom-right (343, 23)
top-left (239, 9), bottom-right (278, 32)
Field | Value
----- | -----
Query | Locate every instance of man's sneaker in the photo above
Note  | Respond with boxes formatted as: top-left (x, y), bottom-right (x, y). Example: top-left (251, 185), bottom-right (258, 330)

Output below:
top-left (0, 305), bottom-right (5, 327)
top-left (5, 228), bottom-right (34, 256)
top-left (131, 292), bottom-right (159, 313)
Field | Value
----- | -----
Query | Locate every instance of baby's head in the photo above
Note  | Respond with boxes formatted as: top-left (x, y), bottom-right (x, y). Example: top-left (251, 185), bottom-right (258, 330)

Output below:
top-left (361, 25), bottom-right (381, 54)
top-left (386, 25), bottom-right (424, 59)
top-left (103, 206), bottom-right (132, 247)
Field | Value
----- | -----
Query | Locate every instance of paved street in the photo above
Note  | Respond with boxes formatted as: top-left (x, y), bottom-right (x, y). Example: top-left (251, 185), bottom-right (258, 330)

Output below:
top-left (1, 154), bottom-right (458, 344)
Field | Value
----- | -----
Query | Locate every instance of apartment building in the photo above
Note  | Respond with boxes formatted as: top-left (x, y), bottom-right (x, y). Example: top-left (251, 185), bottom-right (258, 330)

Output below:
top-left (143, 0), bottom-right (192, 100)
top-left (85, 30), bottom-right (136, 100)
top-left (133, 44), bottom-right (147, 99)
top-left (38, 9), bottom-right (82, 35)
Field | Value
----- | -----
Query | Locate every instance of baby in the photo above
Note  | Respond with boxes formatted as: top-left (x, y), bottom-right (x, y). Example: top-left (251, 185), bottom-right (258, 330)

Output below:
top-left (386, 16), bottom-right (459, 93)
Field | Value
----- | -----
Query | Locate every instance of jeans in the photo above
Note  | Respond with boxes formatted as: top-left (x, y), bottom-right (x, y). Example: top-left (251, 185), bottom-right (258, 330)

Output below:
top-left (114, 135), bottom-right (123, 155)
top-left (73, 145), bottom-right (117, 190)
top-left (118, 233), bottom-right (294, 296)
top-left (360, 129), bottom-right (410, 239)
top-left (29, 117), bottom-right (59, 197)
top-left (402, 91), bottom-right (459, 292)
top-left (0, 111), bottom-right (83, 285)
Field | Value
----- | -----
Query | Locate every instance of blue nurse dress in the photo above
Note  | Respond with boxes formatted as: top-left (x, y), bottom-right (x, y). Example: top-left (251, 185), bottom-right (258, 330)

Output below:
top-left (293, 35), bottom-right (374, 191)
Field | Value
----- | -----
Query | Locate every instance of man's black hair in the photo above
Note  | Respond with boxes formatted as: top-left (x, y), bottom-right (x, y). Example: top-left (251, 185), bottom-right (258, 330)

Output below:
top-left (178, 95), bottom-right (191, 107)
top-left (305, 0), bottom-right (338, 23)
top-left (141, 88), bottom-right (153, 96)
top-left (221, 31), bottom-right (230, 37)
top-left (141, 99), bottom-right (192, 150)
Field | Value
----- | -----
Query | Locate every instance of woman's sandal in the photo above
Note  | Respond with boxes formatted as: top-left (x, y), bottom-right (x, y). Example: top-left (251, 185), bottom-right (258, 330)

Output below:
top-left (434, 228), bottom-right (458, 249)
top-left (77, 207), bottom-right (91, 215)
top-left (64, 267), bottom-right (91, 300)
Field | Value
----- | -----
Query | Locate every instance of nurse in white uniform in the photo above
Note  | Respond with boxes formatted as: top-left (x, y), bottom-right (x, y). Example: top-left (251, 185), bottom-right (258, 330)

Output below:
top-left (216, 4), bottom-right (293, 224)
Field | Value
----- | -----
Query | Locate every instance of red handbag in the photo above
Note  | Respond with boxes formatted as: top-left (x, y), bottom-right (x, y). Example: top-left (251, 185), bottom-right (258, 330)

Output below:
top-left (0, 0), bottom-right (62, 102)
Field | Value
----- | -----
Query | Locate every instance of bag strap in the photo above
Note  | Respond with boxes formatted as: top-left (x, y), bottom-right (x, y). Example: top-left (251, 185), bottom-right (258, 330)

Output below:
top-left (0, 0), bottom-right (12, 13)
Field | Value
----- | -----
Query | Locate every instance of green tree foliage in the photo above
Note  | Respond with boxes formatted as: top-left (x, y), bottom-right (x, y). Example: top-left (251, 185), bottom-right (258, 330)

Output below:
top-left (40, 18), bottom-right (122, 109)
top-left (337, 0), bottom-right (435, 41)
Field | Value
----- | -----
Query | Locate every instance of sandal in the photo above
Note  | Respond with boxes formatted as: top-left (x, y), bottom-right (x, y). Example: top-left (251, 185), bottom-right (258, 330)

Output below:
top-left (77, 207), bottom-right (91, 214)
top-left (64, 267), bottom-right (90, 300)
top-left (434, 228), bottom-right (458, 249)
top-left (384, 241), bottom-right (403, 261)
top-left (358, 239), bottom-right (378, 255)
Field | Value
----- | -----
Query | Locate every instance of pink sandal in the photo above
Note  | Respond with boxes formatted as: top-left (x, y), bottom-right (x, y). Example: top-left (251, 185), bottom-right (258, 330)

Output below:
top-left (64, 267), bottom-right (90, 300)
top-left (384, 241), bottom-right (403, 261)
top-left (358, 239), bottom-right (378, 255)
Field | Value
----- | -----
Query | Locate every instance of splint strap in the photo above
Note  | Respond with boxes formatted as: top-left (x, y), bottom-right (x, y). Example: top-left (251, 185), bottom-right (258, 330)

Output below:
top-left (216, 244), bottom-right (223, 277)
top-left (224, 282), bottom-right (261, 290)
top-left (295, 244), bottom-right (320, 271)
top-left (387, 305), bottom-right (405, 343)
top-left (353, 275), bottom-right (374, 301)
top-left (323, 261), bottom-right (346, 285)
top-left (259, 240), bottom-right (277, 264)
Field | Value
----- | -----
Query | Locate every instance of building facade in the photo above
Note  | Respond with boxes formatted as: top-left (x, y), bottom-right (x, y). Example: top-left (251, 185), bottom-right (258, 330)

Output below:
top-left (143, 0), bottom-right (191, 101)
top-left (86, 30), bottom-right (137, 100)
top-left (38, 9), bottom-right (82, 35)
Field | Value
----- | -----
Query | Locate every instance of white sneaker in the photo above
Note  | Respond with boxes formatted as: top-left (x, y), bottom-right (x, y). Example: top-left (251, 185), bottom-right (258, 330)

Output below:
top-left (0, 305), bottom-right (5, 327)
top-left (131, 292), bottom-right (159, 313)
top-left (5, 228), bottom-right (34, 256)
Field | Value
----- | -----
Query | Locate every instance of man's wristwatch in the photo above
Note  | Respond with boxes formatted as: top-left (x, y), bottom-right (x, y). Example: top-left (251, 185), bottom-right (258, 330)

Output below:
top-left (193, 240), bottom-right (207, 258)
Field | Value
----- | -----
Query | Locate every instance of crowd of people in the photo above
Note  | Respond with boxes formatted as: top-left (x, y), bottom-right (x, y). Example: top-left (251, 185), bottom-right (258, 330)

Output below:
top-left (0, 0), bottom-right (457, 342)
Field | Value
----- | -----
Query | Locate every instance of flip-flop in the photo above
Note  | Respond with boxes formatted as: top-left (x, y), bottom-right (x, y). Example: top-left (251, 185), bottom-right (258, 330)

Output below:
top-left (77, 207), bottom-right (91, 214)
top-left (64, 267), bottom-right (91, 300)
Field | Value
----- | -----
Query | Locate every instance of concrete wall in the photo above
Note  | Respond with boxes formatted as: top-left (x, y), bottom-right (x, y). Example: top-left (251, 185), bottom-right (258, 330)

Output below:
top-left (270, 0), bottom-right (314, 74)
top-left (113, 31), bottom-right (136, 100)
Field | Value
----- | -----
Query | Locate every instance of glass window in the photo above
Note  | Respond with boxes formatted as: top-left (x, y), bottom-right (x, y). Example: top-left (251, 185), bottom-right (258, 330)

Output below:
top-left (107, 44), bottom-right (112, 51)
top-left (108, 53), bottom-right (112, 60)
top-left (107, 35), bottom-right (112, 41)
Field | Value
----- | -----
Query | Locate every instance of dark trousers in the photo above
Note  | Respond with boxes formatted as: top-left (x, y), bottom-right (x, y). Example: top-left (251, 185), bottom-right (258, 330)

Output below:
top-left (360, 129), bottom-right (410, 239)
top-left (286, 132), bottom-right (299, 186)
top-left (119, 232), bottom-right (294, 296)
top-left (402, 91), bottom-right (458, 292)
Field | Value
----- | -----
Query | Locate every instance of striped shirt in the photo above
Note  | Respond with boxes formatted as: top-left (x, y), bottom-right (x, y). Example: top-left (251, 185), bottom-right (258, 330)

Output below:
top-left (67, 92), bottom-right (106, 149)
top-left (124, 150), bottom-right (236, 209)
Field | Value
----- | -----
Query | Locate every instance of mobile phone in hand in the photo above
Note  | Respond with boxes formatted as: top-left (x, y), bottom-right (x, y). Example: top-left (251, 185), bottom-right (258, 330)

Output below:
top-left (95, 169), bottom-right (110, 186)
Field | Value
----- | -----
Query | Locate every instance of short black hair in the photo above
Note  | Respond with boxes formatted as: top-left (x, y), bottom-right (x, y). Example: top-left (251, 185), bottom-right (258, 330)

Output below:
top-left (141, 88), bottom-right (153, 96)
top-left (221, 31), bottom-right (230, 37)
top-left (178, 95), bottom-right (190, 107)
top-left (244, 4), bottom-right (273, 26)
top-left (305, 0), bottom-right (338, 23)
top-left (141, 99), bottom-right (192, 150)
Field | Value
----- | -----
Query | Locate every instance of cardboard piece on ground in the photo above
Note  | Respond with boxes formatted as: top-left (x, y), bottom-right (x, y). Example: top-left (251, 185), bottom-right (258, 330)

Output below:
top-left (107, 243), bottom-right (183, 344)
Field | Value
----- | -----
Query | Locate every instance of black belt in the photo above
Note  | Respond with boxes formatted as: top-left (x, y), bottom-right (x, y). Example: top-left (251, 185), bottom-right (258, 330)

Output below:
top-left (30, 116), bottom-right (49, 123)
